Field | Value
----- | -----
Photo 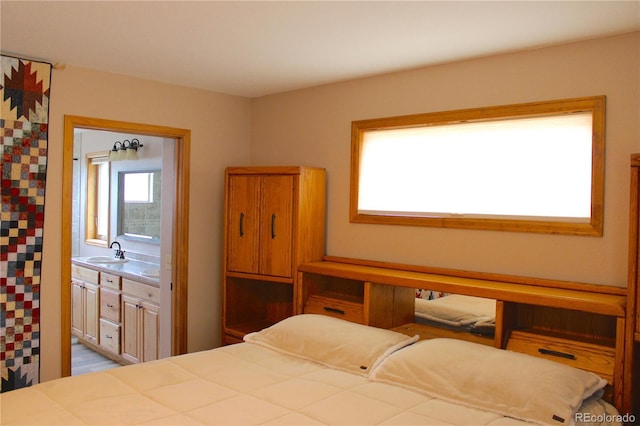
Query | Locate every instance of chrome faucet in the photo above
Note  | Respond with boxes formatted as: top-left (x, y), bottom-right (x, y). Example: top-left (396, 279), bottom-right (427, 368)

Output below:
top-left (109, 241), bottom-right (125, 259)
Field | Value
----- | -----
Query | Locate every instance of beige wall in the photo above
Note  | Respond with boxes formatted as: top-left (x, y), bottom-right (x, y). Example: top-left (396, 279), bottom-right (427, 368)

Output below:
top-left (39, 32), bottom-right (639, 382)
top-left (41, 66), bottom-right (251, 381)
top-left (250, 32), bottom-right (640, 287)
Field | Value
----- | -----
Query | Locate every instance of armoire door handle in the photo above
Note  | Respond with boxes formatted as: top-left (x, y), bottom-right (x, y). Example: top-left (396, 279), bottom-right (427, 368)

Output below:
top-left (271, 214), bottom-right (276, 239)
top-left (239, 212), bottom-right (244, 237)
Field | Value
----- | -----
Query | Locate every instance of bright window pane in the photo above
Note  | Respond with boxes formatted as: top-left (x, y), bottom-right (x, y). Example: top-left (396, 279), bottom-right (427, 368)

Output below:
top-left (96, 162), bottom-right (110, 237)
top-left (350, 96), bottom-right (605, 235)
top-left (124, 172), bottom-right (154, 203)
top-left (358, 113), bottom-right (592, 221)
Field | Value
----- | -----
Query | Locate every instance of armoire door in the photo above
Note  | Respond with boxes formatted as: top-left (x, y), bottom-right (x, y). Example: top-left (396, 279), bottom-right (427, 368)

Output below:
top-left (259, 175), bottom-right (294, 278)
top-left (226, 175), bottom-right (260, 274)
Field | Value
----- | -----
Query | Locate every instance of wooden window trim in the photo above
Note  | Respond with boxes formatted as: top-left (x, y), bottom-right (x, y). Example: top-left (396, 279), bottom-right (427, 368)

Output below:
top-left (350, 96), bottom-right (605, 236)
top-left (85, 151), bottom-right (110, 247)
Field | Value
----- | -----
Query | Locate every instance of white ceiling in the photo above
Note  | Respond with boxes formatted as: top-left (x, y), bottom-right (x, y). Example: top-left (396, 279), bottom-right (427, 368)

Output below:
top-left (2, 1), bottom-right (639, 98)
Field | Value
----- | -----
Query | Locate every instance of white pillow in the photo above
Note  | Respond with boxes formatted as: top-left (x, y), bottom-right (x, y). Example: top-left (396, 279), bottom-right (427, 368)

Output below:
top-left (370, 338), bottom-right (607, 426)
top-left (244, 314), bottom-right (418, 376)
top-left (414, 295), bottom-right (495, 327)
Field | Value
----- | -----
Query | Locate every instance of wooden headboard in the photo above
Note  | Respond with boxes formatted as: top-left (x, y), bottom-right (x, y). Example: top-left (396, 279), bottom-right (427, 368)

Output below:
top-left (626, 154), bottom-right (640, 417)
top-left (298, 255), bottom-right (629, 413)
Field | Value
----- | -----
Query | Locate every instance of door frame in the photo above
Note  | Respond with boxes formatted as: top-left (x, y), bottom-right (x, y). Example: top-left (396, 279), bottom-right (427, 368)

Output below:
top-left (61, 115), bottom-right (190, 376)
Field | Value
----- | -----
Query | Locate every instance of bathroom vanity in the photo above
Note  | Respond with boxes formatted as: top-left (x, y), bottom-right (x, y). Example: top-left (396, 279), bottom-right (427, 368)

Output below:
top-left (71, 257), bottom-right (161, 365)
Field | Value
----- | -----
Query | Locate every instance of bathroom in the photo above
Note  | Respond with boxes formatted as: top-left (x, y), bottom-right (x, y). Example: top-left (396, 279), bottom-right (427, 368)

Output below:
top-left (70, 128), bottom-right (175, 372)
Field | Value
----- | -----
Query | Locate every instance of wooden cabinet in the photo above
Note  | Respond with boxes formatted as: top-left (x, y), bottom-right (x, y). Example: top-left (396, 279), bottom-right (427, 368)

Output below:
top-left (300, 273), bottom-right (414, 328)
top-left (99, 319), bottom-right (120, 355)
top-left (71, 262), bottom-right (160, 365)
top-left (98, 272), bottom-right (121, 355)
top-left (222, 166), bottom-right (326, 344)
top-left (122, 279), bottom-right (159, 363)
top-left (227, 174), bottom-right (294, 278)
top-left (71, 265), bottom-right (99, 345)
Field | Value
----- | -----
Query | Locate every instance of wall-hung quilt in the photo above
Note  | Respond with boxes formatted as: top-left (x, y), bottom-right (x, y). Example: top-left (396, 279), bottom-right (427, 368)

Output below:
top-left (0, 315), bottom-right (622, 425)
top-left (0, 55), bottom-right (52, 392)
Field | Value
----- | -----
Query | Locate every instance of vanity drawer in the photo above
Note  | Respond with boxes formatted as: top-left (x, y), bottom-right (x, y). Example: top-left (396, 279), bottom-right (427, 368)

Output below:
top-left (122, 278), bottom-right (160, 304)
top-left (304, 295), bottom-right (364, 324)
top-left (72, 265), bottom-right (99, 284)
top-left (506, 330), bottom-right (615, 383)
top-left (100, 287), bottom-right (121, 322)
top-left (100, 272), bottom-right (121, 290)
top-left (100, 319), bottom-right (120, 355)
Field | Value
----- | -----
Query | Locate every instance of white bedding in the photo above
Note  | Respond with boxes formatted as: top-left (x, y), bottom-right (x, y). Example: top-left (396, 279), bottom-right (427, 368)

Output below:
top-left (0, 315), bottom-right (621, 426)
top-left (414, 294), bottom-right (496, 327)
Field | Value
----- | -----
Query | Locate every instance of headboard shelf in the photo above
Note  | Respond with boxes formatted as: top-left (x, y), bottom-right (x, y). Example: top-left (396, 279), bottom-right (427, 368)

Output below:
top-left (298, 256), bottom-right (629, 413)
top-left (299, 259), bottom-right (626, 317)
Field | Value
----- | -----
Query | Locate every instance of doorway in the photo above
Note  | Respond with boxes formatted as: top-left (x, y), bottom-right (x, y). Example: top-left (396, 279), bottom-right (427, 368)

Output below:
top-left (61, 115), bottom-right (190, 377)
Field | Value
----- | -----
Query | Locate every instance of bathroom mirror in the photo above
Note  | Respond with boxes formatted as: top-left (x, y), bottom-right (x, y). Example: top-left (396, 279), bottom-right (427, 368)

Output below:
top-left (117, 170), bottom-right (162, 241)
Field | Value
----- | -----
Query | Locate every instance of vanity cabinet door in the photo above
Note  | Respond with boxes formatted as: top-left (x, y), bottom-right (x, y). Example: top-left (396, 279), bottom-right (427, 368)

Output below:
top-left (141, 300), bottom-right (159, 363)
top-left (71, 279), bottom-right (84, 338)
top-left (121, 279), bottom-right (160, 364)
top-left (122, 295), bottom-right (140, 363)
top-left (84, 283), bottom-right (99, 344)
top-left (71, 278), bottom-right (99, 345)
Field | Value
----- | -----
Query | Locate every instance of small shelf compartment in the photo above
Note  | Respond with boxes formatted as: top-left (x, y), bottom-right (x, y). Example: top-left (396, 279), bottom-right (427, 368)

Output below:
top-left (501, 302), bottom-right (617, 346)
top-left (506, 329), bottom-right (615, 383)
top-left (300, 272), bottom-right (414, 329)
top-left (224, 277), bottom-right (294, 341)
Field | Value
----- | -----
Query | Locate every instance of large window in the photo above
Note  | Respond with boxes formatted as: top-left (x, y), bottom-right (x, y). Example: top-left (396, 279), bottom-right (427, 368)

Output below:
top-left (350, 96), bottom-right (605, 235)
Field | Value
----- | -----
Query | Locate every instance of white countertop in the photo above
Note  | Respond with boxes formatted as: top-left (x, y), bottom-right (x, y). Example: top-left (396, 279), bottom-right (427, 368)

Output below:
top-left (72, 257), bottom-right (161, 287)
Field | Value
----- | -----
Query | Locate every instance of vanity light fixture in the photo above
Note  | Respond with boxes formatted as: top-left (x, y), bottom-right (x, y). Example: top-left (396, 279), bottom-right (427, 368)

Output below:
top-left (109, 141), bottom-right (122, 161)
top-left (109, 138), bottom-right (144, 162)
top-left (125, 138), bottom-right (143, 161)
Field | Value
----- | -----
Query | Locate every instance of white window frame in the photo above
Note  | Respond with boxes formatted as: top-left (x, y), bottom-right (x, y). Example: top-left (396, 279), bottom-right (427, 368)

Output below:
top-left (350, 96), bottom-right (605, 236)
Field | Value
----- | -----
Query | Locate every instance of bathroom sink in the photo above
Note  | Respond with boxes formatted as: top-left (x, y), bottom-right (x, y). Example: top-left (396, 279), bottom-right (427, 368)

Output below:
top-left (140, 268), bottom-right (160, 278)
top-left (86, 256), bottom-right (128, 264)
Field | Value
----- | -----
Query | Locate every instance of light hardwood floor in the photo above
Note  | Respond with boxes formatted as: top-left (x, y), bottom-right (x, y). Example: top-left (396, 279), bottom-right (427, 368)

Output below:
top-left (71, 338), bottom-right (121, 375)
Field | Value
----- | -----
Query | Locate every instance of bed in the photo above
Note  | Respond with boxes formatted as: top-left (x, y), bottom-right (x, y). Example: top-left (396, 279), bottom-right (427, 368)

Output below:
top-left (0, 314), bottom-right (621, 426)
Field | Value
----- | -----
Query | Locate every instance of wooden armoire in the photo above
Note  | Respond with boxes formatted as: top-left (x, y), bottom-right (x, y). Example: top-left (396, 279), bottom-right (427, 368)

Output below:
top-left (221, 166), bottom-right (326, 345)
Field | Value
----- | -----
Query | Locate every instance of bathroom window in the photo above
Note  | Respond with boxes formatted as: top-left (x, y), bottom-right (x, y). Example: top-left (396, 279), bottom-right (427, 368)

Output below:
top-left (117, 171), bottom-right (162, 241)
top-left (123, 172), bottom-right (155, 203)
top-left (350, 96), bottom-right (605, 235)
top-left (85, 152), bottom-right (110, 246)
